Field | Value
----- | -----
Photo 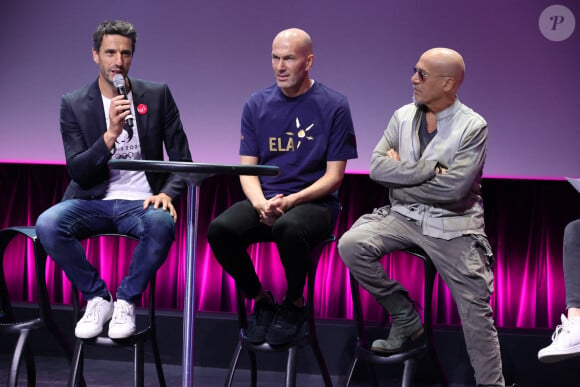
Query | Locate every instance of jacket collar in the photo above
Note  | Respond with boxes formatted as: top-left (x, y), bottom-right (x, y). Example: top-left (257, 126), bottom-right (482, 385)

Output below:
top-left (127, 78), bottom-right (147, 133)
top-left (435, 98), bottom-right (461, 122)
top-left (86, 77), bottom-right (148, 133)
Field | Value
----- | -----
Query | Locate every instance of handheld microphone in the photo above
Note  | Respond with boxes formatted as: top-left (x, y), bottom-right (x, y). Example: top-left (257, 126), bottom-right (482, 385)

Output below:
top-left (112, 74), bottom-right (134, 140)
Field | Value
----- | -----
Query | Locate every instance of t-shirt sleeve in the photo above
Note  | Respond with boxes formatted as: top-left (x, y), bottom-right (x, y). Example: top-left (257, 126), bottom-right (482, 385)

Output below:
top-left (239, 100), bottom-right (258, 156)
top-left (327, 97), bottom-right (358, 161)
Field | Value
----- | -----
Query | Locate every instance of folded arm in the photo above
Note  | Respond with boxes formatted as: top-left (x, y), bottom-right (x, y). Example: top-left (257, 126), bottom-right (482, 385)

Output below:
top-left (369, 112), bottom-right (437, 188)
top-left (389, 124), bottom-right (487, 205)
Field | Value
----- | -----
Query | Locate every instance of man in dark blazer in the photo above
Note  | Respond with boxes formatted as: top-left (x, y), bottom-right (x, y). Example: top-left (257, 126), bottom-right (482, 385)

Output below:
top-left (36, 20), bottom-right (191, 340)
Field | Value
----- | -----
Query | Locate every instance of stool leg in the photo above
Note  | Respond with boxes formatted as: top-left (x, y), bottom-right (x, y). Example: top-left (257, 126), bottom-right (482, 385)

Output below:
top-left (24, 344), bottom-right (36, 387)
top-left (68, 339), bottom-right (84, 387)
top-left (366, 361), bottom-right (379, 387)
top-left (33, 242), bottom-right (75, 363)
top-left (224, 341), bottom-right (243, 387)
top-left (348, 273), bottom-right (379, 387)
top-left (248, 350), bottom-right (257, 387)
top-left (8, 328), bottom-right (35, 387)
top-left (304, 242), bottom-right (333, 387)
top-left (134, 342), bottom-right (144, 387)
top-left (309, 337), bottom-right (332, 386)
top-left (145, 274), bottom-right (166, 387)
top-left (345, 348), bottom-right (379, 387)
top-left (344, 355), bottom-right (358, 387)
top-left (150, 333), bottom-right (167, 387)
top-left (23, 344), bottom-right (36, 387)
top-left (401, 358), bottom-right (416, 387)
top-left (424, 257), bottom-right (448, 387)
top-left (285, 346), bottom-right (298, 387)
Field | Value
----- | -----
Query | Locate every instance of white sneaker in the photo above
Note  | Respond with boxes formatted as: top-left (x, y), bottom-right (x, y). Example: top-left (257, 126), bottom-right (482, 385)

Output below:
top-left (538, 314), bottom-right (580, 363)
top-left (75, 294), bottom-right (114, 339)
top-left (108, 299), bottom-right (136, 339)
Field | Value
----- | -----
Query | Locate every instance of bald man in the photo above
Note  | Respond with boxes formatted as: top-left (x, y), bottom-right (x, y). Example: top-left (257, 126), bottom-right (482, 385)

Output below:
top-left (338, 48), bottom-right (506, 386)
top-left (208, 28), bottom-right (357, 346)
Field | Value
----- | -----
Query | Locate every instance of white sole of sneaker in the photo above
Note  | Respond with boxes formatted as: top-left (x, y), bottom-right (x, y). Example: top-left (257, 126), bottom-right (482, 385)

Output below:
top-left (538, 345), bottom-right (580, 363)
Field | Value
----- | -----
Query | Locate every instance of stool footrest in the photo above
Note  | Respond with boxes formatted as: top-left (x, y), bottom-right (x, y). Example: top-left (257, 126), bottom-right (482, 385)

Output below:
top-left (0, 318), bottom-right (44, 333)
top-left (355, 342), bottom-right (429, 363)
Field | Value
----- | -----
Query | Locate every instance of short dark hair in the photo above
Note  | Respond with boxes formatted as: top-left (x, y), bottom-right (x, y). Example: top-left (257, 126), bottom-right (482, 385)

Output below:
top-left (93, 20), bottom-right (137, 54)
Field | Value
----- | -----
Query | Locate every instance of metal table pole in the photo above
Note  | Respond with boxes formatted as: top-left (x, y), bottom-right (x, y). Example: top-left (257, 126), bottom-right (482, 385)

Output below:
top-left (182, 182), bottom-right (199, 386)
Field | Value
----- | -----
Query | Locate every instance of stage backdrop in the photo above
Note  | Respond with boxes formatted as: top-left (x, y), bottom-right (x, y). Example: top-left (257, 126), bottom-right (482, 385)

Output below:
top-left (0, 0), bottom-right (579, 178)
top-left (2, 163), bottom-right (579, 329)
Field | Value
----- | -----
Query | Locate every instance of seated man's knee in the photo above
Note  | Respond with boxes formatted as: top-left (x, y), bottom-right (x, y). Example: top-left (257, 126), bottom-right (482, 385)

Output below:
top-left (35, 207), bottom-right (62, 243)
top-left (271, 217), bottom-right (303, 240)
top-left (338, 230), bottom-right (359, 267)
top-left (207, 217), bottom-right (236, 246)
top-left (565, 219), bottom-right (580, 240)
top-left (145, 209), bottom-right (175, 237)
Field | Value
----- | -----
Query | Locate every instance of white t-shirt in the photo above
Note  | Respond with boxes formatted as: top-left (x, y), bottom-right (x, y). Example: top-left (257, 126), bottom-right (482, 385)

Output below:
top-left (102, 93), bottom-right (153, 201)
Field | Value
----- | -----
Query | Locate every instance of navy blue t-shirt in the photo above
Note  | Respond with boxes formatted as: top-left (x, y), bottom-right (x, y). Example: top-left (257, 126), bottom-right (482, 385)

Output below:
top-left (240, 82), bottom-right (357, 211)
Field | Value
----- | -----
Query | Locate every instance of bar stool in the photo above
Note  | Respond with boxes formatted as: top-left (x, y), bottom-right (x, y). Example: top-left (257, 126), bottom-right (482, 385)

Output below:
top-left (66, 233), bottom-right (166, 387)
top-left (225, 236), bottom-right (335, 387)
top-left (345, 247), bottom-right (448, 387)
top-left (0, 226), bottom-right (73, 387)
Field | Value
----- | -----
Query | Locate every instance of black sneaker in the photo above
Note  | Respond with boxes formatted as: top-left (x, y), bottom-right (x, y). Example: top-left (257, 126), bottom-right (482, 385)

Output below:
top-left (266, 299), bottom-right (307, 346)
top-left (245, 291), bottom-right (277, 344)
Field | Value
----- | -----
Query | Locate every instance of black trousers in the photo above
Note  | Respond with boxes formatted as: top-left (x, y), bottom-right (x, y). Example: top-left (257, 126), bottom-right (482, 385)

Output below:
top-left (207, 199), bottom-right (333, 302)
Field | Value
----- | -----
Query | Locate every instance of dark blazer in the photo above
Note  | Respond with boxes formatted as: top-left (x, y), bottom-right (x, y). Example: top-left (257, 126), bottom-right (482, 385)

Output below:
top-left (59, 77), bottom-right (192, 201)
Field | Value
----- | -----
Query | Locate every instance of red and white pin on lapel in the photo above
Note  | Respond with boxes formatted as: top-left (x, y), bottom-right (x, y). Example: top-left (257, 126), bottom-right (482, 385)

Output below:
top-left (137, 104), bottom-right (148, 115)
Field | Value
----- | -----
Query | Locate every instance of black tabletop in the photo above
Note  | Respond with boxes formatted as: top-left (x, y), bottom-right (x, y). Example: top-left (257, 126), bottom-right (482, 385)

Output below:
top-left (108, 159), bottom-right (279, 176)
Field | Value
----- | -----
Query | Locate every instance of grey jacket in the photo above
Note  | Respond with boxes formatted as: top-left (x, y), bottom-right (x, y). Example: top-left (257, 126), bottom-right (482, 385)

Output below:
top-left (369, 99), bottom-right (487, 240)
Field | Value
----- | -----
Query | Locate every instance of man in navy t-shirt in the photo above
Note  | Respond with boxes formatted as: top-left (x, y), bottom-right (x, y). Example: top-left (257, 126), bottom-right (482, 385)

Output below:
top-left (208, 28), bottom-right (357, 346)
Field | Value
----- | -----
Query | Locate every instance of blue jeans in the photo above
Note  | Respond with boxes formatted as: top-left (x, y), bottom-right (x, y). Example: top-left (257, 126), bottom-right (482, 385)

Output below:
top-left (36, 199), bottom-right (175, 303)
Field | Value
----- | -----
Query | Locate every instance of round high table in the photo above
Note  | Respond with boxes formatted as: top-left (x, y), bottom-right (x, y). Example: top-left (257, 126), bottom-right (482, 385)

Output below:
top-left (108, 160), bottom-right (279, 387)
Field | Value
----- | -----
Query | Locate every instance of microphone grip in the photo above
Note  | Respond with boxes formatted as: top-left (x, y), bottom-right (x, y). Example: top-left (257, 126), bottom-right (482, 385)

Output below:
top-left (115, 85), bottom-right (134, 141)
top-left (115, 85), bottom-right (127, 99)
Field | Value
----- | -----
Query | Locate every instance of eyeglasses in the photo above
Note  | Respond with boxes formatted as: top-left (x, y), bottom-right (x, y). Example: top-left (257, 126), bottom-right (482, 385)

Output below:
top-left (412, 66), bottom-right (451, 82)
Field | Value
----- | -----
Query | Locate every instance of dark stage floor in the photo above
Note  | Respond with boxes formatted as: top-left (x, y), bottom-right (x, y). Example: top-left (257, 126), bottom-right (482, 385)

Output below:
top-left (0, 354), bottom-right (476, 387)
top-left (3, 307), bottom-right (580, 386)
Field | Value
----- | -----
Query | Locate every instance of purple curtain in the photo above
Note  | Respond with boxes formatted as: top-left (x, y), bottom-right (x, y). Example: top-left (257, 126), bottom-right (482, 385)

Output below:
top-left (1, 163), bottom-right (579, 329)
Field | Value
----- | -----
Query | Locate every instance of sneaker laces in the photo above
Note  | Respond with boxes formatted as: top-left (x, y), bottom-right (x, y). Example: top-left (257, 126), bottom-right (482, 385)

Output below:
top-left (551, 323), bottom-right (569, 342)
top-left (551, 314), bottom-right (573, 343)
top-left (112, 301), bottom-right (133, 324)
top-left (81, 298), bottom-right (107, 323)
